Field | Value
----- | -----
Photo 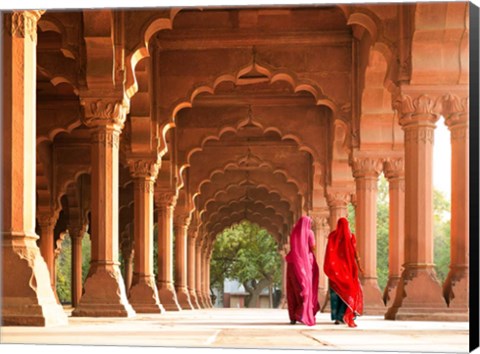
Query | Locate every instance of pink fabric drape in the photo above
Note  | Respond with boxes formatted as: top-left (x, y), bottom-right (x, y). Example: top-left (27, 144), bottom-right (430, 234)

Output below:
top-left (285, 216), bottom-right (319, 326)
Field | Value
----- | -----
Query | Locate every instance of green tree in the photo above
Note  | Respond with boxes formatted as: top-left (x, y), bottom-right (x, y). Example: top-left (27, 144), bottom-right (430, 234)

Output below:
top-left (56, 234), bottom-right (72, 304)
top-left (376, 175), bottom-right (390, 290)
top-left (433, 189), bottom-right (451, 283)
top-left (211, 221), bottom-right (282, 308)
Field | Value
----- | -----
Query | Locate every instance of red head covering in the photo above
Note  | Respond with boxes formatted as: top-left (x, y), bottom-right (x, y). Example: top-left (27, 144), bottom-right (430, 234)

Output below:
top-left (286, 216), bottom-right (318, 326)
top-left (324, 217), bottom-right (363, 318)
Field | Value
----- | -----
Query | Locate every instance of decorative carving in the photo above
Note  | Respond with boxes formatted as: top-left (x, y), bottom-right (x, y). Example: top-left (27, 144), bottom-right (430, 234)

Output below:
top-left (384, 158), bottom-right (405, 179)
top-left (134, 179), bottom-right (155, 193)
top-left (37, 214), bottom-right (57, 228)
top-left (393, 93), bottom-right (442, 126)
top-left (404, 127), bottom-right (434, 144)
top-left (326, 192), bottom-right (350, 207)
top-left (351, 157), bottom-right (382, 178)
top-left (451, 128), bottom-right (468, 141)
top-left (91, 130), bottom-right (120, 149)
top-left (174, 214), bottom-right (192, 229)
top-left (81, 99), bottom-right (127, 128)
top-left (155, 191), bottom-right (178, 208)
top-left (8, 11), bottom-right (42, 42)
top-left (442, 94), bottom-right (469, 128)
top-left (128, 160), bottom-right (160, 179)
top-left (237, 148), bottom-right (264, 170)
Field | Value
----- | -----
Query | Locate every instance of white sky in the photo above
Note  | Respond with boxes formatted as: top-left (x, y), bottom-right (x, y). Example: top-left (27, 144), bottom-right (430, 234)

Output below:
top-left (433, 121), bottom-right (452, 200)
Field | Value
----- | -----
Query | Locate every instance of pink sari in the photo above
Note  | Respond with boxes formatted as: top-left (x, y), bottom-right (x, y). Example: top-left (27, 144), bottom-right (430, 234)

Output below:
top-left (285, 216), bottom-right (320, 326)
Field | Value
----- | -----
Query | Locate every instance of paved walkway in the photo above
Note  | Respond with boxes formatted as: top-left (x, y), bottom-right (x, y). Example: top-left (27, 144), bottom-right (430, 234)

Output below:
top-left (1, 308), bottom-right (469, 354)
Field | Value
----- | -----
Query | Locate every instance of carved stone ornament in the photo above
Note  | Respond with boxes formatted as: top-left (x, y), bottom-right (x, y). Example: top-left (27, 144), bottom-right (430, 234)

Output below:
top-left (6, 11), bottom-right (43, 42)
top-left (37, 214), bottom-right (57, 228)
top-left (405, 127), bottom-right (434, 145)
top-left (326, 192), bottom-right (350, 207)
top-left (351, 157), bottom-right (383, 178)
top-left (393, 93), bottom-right (442, 126)
top-left (91, 130), bottom-right (120, 149)
top-left (128, 160), bottom-right (160, 179)
top-left (442, 94), bottom-right (469, 128)
top-left (174, 214), bottom-right (192, 229)
top-left (81, 99), bottom-right (127, 128)
top-left (155, 191), bottom-right (178, 208)
top-left (384, 157), bottom-right (405, 179)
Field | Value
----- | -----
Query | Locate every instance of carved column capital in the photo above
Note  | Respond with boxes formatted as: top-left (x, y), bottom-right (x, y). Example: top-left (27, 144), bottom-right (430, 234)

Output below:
top-left (5, 11), bottom-right (44, 42)
top-left (37, 214), bottom-right (57, 229)
top-left (441, 95), bottom-right (469, 138)
top-left (393, 93), bottom-right (442, 127)
top-left (351, 157), bottom-right (383, 178)
top-left (80, 98), bottom-right (128, 130)
top-left (326, 191), bottom-right (350, 207)
top-left (128, 159), bottom-right (160, 180)
top-left (384, 157), bottom-right (405, 179)
top-left (155, 190), bottom-right (178, 209)
top-left (174, 214), bottom-right (192, 229)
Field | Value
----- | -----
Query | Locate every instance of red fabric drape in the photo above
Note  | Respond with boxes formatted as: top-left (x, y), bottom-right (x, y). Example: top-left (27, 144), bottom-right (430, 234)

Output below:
top-left (323, 217), bottom-right (363, 326)
top-left (285, 216), bottom-right (319, 326)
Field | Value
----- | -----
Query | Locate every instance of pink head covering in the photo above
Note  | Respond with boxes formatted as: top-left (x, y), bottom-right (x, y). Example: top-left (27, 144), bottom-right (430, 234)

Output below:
top-left (285, 216), bottom-right (316, 325)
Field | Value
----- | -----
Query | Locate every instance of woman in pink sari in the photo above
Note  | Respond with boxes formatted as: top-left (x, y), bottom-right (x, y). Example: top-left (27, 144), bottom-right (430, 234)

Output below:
top-left (285, 216), bottom-right (320, 326)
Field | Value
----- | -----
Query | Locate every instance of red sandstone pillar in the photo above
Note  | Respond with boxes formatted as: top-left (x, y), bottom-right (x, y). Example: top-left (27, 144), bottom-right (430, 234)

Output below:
top-left (207, 252), bottom-right (213, 307)
top-left (128, 163), bottom-right (164, 313)
top-left (442, 95), bottom-right (469, 317)
top-left (1, 11), bottom-right (67, 326)
top-left (155, 191), bottom-right (181, 311)
top-left (187, 234), bottom-right (200, 309)
top-left (72, 99), bottom-right (134, 318)
top-left (310, 210), bottom-right (330, 307)
top-left (70, 227), bottom-right (85, 308)
top-left (383, 158), bottom-right (405, 307)
top-left (174, 214), bottom-right (194, 309)
top-left (279, 246), bottom-right (288, 309)
top-left (37, 214), bottom-right (57, 293)
top-left (120, 232), bottom-right (134, 296)
top-left (351, 156), bottom-right (385, 314)
top-left (385, 92), bottom-right (449, 320)
top-left (195, 240), bottom-right (204, 308)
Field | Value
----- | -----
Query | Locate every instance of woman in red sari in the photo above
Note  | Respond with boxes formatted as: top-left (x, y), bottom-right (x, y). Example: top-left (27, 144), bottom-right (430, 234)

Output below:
top-left (285, 216), bottom-right (320, 326)
top-left (324, 217), bottom-right (363, 327)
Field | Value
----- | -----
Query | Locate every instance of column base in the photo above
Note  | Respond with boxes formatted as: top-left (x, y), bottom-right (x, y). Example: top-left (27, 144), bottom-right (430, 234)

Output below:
top-left (72, 264), bottom-right (135, 317)
top-left (189, 288), bottom-right (201, 309)
top-left (2, 236), bottom-right (68, 326)
top-left (129, 275), bottom-right (164, 314)
top-left (196, 291), bottom-right (205, 308)
top-left (443, 267), bottom-right (468, 318)
top-left (361, 278), bottom-right (386, 315)
top-left (383, 276), bottom-right (401, 308)
top-left (175, 286), bottom-right (194, 309)
top-left (157, 281), bottom-right (181, 311)
top-left (385, 266), bottom-right (461, 321)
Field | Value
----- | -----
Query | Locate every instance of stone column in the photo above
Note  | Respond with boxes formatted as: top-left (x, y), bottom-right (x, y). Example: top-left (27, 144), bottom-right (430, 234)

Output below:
top-left (383, 158), bottom-right (405, 307)
top-left (128, 162), bottom-right (163, 313)
top-left (37, 214), bottom-right (57, 292)
top-left (120, 231), bottom-right (134, 294)
top-left (2, 11), bottom-right (67, 326)
top-left (385, 93), bottom-right (449, 320)
top-left (351, 156), bottom-right (385, 314)
top-left (174, 214), bottom-right (194, 309)
top-left (206, 252), bottom-right (213, 307)
top-left (310, 210), bottom-right (330, 308)
top-left (72, 99), bottom-right (134, 318)
top-left (155, 191), bottom-right (181, 311)
top-left (70, 227), bottom-right (85, 308)
top-left (195, 240), bottom-right (205, 308)
top-left (187, 234), bottom-right (200, 309)
top-left (279, 246), bottom-right (288, 309)
top-left (442, 95), bottom-right (469, 316)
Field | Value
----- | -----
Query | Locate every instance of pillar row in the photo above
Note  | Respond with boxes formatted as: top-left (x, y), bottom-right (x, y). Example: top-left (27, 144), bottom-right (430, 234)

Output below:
top-left (187, 234), bottom-right (200, 309)
top-left (1, 11), bottom-right (67, 326)
top-left (195, 240), bottom-right (204, 308)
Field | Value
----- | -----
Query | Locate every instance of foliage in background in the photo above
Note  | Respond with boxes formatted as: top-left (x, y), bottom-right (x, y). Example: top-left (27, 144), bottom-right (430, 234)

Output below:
top-left (211, 220), bottom-right (282, 308)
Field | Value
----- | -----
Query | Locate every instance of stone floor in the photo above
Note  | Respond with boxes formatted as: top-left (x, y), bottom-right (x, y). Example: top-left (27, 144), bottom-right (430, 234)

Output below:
top-left (0, 307), bottom-right (470, 354)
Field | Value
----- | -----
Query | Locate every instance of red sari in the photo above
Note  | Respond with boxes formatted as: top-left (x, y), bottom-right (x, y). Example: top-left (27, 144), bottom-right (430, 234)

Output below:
top-left (285, 216), bottom-right (320, 326)
top-left (323, 217), bottom-right (363, 327)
